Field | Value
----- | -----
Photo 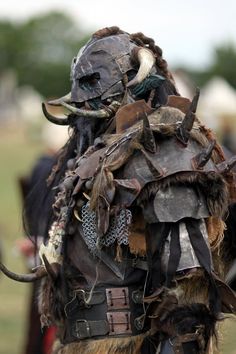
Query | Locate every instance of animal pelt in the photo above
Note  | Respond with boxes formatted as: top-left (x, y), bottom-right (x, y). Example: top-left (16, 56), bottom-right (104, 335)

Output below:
top-left (128, 209), bottom-right (147, 256)
top-left (38, 275), bottom-right (66, 327)
top-left (146, 284), bottom-right (218, 353)
top-left (156, 303), bottom-right (217, 352)
top-left (176, 271), bottom-right (209, 306)
top-left (52, 333), bottom-right (148, 354)
top-left (206, 217), bottom-right (226, 251)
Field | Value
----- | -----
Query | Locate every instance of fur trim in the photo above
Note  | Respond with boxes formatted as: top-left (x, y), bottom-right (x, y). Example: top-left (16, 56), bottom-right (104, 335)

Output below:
top-left (38, 275), bottom-right (65, 326)
top-left (52, 333), bottom-right (148, 354)
top-left (128, 212), bottom-right (147, 256)
top-left (206, 217), bottom-right (226, 251)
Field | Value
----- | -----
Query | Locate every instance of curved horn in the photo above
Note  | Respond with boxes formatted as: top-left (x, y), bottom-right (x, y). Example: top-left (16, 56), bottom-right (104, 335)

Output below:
top-left (42, 103), bottom-right (70, 126)
top-left (176, 89), bottom-right (200, 146)
top-left (48, 92), bottom-right (72, 106)
top-left (126, 48), bottom-right (156, 88)
top-left (0, 262), bottom-right (47, 283)
top-left (61, 100), bottom-right (121, 119)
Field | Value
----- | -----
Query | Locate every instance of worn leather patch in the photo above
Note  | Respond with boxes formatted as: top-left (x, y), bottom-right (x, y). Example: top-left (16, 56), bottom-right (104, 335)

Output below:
top-left (167, 95), bottom-right (192, 114)
top-left (115, 100), bottom-right (153, 133)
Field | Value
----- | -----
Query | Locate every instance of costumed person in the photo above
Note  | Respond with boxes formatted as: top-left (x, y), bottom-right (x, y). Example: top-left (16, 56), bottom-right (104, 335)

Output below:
top-left (1, 26), bottom-right (236, 354)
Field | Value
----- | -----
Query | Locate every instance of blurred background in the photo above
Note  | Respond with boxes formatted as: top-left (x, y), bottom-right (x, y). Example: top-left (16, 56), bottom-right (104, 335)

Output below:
top-left (0, 1), bottom-right (236, 353)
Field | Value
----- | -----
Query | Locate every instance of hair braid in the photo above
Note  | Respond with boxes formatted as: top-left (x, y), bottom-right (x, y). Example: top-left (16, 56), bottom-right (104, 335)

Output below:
top-left (92, 26), bottom-right (125, 39)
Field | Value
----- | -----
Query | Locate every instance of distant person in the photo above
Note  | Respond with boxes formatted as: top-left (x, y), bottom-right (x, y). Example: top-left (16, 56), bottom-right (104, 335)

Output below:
top-left (17, 123), bottom-right (68, 354)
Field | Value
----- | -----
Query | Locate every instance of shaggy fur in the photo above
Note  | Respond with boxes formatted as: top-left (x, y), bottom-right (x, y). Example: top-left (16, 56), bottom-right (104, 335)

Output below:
top-left (52, 333), bottom-right (148, 354)
top-left (158, 303), bottom-right (217, 352)
top-left (128, 211), bottom-right (147, 256)
top-left (206, 217), bottom-right (226, 251)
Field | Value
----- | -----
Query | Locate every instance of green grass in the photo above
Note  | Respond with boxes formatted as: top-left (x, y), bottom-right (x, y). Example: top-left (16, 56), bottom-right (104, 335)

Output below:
top-left (0, 126), bottom-right (235, 353)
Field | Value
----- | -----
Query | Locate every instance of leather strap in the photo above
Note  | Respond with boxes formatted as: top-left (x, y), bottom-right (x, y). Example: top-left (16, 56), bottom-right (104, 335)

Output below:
top-left (72, 319), bottom-right (109, 339)
top-left (170, 331), bottom-right (204, 354)
top-left (64, 285), bottom-right (147, 343)
top-left (127, 258), bottom-right (148, 271)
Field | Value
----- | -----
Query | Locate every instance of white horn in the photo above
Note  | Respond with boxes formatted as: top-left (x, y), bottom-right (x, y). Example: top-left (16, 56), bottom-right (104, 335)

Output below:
top-left (48, 92), bottom-right (72, 106)
top-left (126, 48), bottom-right (156, 88)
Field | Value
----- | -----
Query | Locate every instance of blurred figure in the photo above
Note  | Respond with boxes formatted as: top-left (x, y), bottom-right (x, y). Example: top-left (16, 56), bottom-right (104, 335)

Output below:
top-left (17, 123), bottom-right (68, 354)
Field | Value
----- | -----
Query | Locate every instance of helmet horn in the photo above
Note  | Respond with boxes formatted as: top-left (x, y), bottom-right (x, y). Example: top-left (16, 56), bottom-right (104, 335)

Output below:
top-left (48, 92), bottom-right (72, 106)
top-left (127, 47), bottom-right (156, 88)
top-left (61, 100), bottom-right (121, 119)
top-left (42, 103), bottom-right (70, 125)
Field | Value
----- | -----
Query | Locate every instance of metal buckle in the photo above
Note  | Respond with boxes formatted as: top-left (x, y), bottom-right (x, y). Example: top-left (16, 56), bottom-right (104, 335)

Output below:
top-left (132, 289), bottom-right (143, 304)
top-left (76, 289), bottom-right (91, 308)
top-left (134, 314), bottom-right (145, 330)
top-left (75, 319), bottom-right (91, 339)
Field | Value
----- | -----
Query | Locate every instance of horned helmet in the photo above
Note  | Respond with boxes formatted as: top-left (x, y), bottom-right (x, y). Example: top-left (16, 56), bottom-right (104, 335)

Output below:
top-left (42, 26), bottom-right (177, 126)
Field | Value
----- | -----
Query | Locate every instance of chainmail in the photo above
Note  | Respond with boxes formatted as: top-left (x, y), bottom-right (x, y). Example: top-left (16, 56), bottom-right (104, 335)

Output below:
top-left (81, 202), bottom-right (132, 255)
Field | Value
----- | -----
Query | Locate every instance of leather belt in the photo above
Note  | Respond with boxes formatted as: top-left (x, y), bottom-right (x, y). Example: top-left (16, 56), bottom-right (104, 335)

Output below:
top-left (64, 285), bottom-right (146, 342)
top-left (72, 319), bottom-right (109, 339)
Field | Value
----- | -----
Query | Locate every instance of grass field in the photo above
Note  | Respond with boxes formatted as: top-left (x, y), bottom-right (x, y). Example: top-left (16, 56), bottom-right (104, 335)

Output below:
top-left (0, 126), bottom-right (43, 354)
top-left (0, 126), bottom-right (235, 354)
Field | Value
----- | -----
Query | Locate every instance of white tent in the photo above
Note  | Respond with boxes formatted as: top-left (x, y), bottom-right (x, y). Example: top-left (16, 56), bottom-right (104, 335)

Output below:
top-left (198, 76), bottom-right (236, 130)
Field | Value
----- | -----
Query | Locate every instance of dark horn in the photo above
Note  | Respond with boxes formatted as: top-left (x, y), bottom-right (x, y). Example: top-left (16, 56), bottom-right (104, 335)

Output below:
top-left (141, 114), bottom-right (156, 153)
top-left (0, 262), bottom-right (47, 283)
top-left (189, 87), bottom-right (200, 114)
top-left (216, 156), bottom-right (236, 174)
top-left (176, 88), bottom-right (200, 146)
top-left (42, 103), bottom-right (70, 126)
top-left (192, 140), bottom-right (216, 169)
